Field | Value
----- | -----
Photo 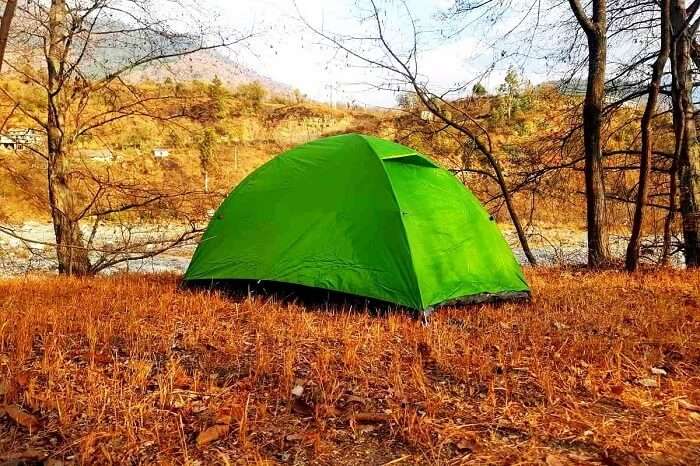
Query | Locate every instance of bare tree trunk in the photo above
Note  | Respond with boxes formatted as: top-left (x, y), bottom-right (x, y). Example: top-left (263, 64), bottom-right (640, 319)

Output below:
top-left (626, 0), bottom-right (671, 271)
top-left (568, 0), bottom-right (610, 267)
top-left (486, 150), bottom-right (538, 265)
top-left (670, 0), bottom-right (700, 267)
top-left (47, 0), bottom-right (91, 275)
top-left (661, 156), bottom-right (679, 265)
top-left (0, 0), bottom-right (17, 72)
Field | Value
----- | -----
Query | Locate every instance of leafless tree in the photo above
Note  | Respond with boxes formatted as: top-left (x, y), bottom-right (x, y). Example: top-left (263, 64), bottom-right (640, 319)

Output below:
top-left (625, 0), bottom-right (671, 271)
top-left (0, 0), bottom-right (251, 274)
top-left (567, 0), bottom-right (611, 267)
top-left (300, 0), bottom-right (539, 264)
top-left (0, 0), bottom-right (17, 72)
top-left (670, 0), bottom-right (700, 267)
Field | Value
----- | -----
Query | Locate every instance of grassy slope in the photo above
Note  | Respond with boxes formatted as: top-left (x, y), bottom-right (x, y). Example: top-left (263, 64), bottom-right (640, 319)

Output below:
top-left (0, 269), bottom-right (699, 464)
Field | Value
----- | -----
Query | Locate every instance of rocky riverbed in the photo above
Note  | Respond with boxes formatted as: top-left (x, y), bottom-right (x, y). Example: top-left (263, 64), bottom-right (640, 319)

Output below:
top-left (0, 221), bottom-right (675, 276)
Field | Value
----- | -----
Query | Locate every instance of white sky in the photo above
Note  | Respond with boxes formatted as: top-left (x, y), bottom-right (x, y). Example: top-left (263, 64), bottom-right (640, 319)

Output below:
top-left (202, 0), bottom-right (560, 107)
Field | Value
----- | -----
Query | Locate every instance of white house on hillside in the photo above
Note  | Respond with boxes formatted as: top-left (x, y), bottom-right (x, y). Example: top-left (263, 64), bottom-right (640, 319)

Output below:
top-left (0, 128), bottom-right (40, 150)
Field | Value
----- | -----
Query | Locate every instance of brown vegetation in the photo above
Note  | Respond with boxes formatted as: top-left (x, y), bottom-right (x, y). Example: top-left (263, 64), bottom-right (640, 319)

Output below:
top-left (1, 269), bottom-right (698, 464)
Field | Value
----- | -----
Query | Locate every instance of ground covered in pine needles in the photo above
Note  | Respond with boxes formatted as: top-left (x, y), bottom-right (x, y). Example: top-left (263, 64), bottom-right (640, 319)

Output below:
top-left (0, 269), bottom-right (699, 465)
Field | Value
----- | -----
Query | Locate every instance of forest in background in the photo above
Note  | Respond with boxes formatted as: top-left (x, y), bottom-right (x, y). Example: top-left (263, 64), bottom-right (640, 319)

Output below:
top-left (0, 0), bottom-right (698, 273)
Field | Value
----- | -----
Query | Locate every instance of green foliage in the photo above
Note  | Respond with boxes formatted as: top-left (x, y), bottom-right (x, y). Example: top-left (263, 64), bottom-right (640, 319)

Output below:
top-left (197, 128), bottom-right (215, 167)
top-left (293, 88), bottom-right (306, 104)
top-left (472, 83), bottom-right (487, 96)
top-left (235, 81), bottom-right (266, 111)
top-left (197, 128), bottom-right (216, 191)
top-left (494, 66), bottom-right (532, 123)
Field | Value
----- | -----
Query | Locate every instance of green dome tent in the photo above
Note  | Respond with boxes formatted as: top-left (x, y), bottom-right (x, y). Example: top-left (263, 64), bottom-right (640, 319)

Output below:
top-left (184, 133), bottom-right (529, 310)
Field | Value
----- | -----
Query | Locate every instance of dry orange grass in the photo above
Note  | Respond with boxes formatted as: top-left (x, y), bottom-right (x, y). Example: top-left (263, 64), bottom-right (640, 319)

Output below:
top-left (0, 269), bottom-right (699, 465)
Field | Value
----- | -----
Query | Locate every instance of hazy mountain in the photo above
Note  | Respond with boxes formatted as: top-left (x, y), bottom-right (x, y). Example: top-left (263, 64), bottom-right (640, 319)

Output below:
top-left (124, 49), bottom-right (292, 94)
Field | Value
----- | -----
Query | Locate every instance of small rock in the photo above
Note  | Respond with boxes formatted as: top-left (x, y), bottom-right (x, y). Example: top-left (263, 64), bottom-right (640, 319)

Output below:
top-left (651, 367), bottom-right (667, 376)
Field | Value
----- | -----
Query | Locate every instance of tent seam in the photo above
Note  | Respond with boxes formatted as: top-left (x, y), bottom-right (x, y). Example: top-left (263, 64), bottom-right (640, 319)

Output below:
top-left (358, 135), bottom-right (426, 310)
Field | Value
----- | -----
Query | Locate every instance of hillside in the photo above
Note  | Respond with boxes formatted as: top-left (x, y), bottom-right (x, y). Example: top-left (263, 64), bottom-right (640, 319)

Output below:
top-left (0, 76), bottom-right (676, 268)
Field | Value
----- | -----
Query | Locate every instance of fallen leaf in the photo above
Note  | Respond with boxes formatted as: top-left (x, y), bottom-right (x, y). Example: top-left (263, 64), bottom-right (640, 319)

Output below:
top-left (285, 433), bottom-right (304, 442)
top-left (4, 405), bottom-right (40, 430)
top-left (92, 350), bottom-right (112, 365)
top-left (320, 404), bottom-right (342, 418)
top-left (611, 385), bottom-right (624, 395)
top-left (15, 371), bottom-right (35, 388)
top-left (637, 378), bottom-right (658, 388)
top-left (456, 439), bottom-right (476, 451)
top-left (353, 412), bottom-right (392, 423)
top-left (196, 424), bottom-right (230, 446)
top-left (214, 414), bottom-right (233, 425)
top-left (651, 367), bottom-right (667, 376)
top-left (0, 448), bottom-right (47, 462)
top-left (679, 399), bottom-right (700, 412)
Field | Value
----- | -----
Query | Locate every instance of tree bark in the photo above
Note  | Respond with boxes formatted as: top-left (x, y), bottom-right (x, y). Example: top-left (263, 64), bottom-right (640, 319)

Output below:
top-left (568, 0), bottom-right (610, 267)
top-left (626, 0), bottom-right (671, 271)
top-left (661, 156), bottom-right (679, 265)
top-left (670, 0), bottom-right (700, 267)
top-left (0, 0), bottom-right (17, 72)
top-left (47, 0), bottom-right (91, 275)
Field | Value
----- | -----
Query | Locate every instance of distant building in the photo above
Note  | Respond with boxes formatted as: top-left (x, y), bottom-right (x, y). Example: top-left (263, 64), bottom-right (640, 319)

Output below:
top-left (0, 135), bottom-right (17, 150)
top-left (152, 148), bottom-right (170, 158)
top-left (0, 128), bottom-right (40, 150)
top-left (420, 110), bottom-right (434, 121)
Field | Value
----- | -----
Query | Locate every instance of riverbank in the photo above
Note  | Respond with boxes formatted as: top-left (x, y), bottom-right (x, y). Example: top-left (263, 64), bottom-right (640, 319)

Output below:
top-left (0, 222), bottom-right (674, 276)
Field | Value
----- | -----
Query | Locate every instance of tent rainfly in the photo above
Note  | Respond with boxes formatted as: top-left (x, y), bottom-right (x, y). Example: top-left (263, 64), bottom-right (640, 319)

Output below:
top-left (184, 133), bottom-right (530, 310)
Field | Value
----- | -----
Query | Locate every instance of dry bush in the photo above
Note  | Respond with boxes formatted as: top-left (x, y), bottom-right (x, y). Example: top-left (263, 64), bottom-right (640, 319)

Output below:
top-left (0, 269), bottom-right (699, 464)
